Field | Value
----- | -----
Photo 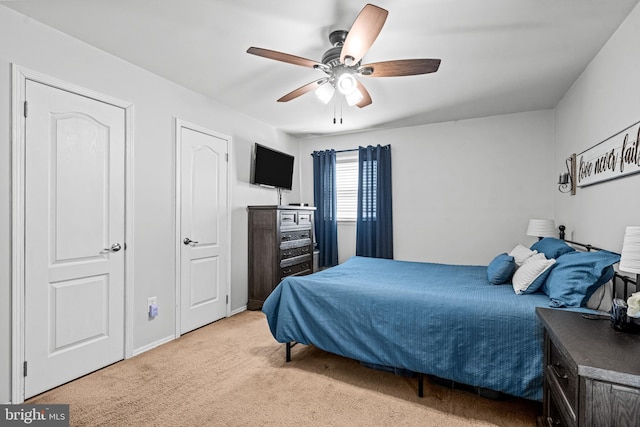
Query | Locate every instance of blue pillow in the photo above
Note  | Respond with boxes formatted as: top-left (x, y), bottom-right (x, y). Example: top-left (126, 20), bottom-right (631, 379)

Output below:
top-left (542, 250), bottom-right (620, 307)
top-left (530, 237), bottom-right (576, 259)
top-left (487, 253), bottom-right (516, 285)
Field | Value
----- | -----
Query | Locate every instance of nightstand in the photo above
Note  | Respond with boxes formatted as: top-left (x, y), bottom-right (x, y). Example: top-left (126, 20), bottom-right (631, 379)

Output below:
top-left (536, 307), bottom-right (640, 427)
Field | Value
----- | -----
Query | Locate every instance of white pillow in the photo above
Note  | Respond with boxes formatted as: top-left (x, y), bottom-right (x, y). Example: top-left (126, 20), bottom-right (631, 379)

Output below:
top-left (523, 252), bottom-right (547, 264)
top-left (512, 257), bottom-right (556, 295)
top-left (509, 244), bottom-right (538, 266)
top-left (587, 280), bottom-right (613, 312)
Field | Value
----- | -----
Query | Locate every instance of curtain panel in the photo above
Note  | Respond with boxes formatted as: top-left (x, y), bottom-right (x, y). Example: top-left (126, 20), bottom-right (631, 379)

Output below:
top-left (312, 150), bottom-right (339, 267)
top-left (356, 144), bottom-right (393, 259)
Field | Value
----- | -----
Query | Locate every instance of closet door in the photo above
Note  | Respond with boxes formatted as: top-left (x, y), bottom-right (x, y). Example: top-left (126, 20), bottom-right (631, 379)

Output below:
top-left (24, 79), bottom-right (126, 398)
top-left (178, 121), bottom-right (229, 334)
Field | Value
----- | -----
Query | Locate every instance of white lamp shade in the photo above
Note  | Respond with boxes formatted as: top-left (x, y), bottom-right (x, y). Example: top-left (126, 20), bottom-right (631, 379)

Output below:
top-left (315, 83), bottom-right (335, 104)
top-left (620, 226), bottom-right (640, 274)
top-left (345, 88), bottom-right (363, 106)
top-left (526, 219), bottom-right (556, 238)
top-left (337, 73), bottom-right (357, 95)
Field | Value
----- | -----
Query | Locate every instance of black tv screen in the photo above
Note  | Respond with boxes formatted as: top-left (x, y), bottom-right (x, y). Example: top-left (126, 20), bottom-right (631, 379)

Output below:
top-left (251, 143), bottom-right (295, 190)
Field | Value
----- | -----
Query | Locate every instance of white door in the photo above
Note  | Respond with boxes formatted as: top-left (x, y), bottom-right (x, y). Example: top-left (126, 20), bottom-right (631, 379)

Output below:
top-left (178, 122), bottom-right (229, 334)
top-left (24, 80), bottom-right (126, 398)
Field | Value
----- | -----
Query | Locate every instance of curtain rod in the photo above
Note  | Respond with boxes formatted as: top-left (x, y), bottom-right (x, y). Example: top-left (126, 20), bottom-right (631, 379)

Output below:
top-left (309, 148), bottom-right (358, 156)
top-left (309, 145), bottom-right (391, 156)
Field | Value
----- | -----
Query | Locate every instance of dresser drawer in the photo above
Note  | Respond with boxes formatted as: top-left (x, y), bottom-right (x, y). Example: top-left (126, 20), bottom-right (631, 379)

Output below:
top-left (281, 245), bottom-right (311, 260)
top-left (280, 259), bottom-right (312, 280)
top-left (281, 253), bottom-right (312, 268)
top-left (545, 367), bottom-right (576, 427)
top-left (298, 212), bottom-right (312, 225)
top-left (541, 386), bottom-right (571, 427)
top-left (280, 211), bottom-right (298, 226)
top-left (281, 229), bottom-right (311, 242)
top-left (547, 339), bottom-right (577, 425)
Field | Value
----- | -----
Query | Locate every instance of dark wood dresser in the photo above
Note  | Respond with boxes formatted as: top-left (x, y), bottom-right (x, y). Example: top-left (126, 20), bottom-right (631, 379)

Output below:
top-left (247, 205), bottom-right (315, 310)
top-left (536, 307), bottom-right (640, 427)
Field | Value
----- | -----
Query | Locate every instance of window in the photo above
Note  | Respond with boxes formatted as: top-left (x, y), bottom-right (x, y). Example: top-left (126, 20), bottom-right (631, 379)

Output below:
top-left (335, 152), bottom-right (358, 221)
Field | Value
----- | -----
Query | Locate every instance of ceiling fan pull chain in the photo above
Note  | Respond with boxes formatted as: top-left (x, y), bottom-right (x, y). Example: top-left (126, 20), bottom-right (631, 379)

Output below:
top-left (333, 96), bottom-right (337, 124)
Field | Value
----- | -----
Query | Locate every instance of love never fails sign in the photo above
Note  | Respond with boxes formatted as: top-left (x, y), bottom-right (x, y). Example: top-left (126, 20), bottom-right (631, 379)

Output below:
top-left (577, 120), bottom-right (640, 188)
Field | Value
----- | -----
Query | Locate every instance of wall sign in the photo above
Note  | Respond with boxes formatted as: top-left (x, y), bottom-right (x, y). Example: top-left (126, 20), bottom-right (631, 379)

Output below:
top-left (577, 120), bottom-right (640, 187)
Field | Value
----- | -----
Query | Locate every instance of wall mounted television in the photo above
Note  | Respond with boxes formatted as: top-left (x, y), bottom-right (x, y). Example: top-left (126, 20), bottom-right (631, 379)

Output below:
top-left (250, 143), bottom-right (295, 190)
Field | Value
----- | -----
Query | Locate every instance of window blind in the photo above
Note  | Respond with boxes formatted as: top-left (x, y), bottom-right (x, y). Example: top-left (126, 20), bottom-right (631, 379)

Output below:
top-left (336, 152), bottom-right (358, 221)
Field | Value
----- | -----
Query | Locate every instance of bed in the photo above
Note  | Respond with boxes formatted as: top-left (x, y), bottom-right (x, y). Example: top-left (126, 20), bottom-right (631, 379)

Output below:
top-left (262, 238), bottom-right (624, 401)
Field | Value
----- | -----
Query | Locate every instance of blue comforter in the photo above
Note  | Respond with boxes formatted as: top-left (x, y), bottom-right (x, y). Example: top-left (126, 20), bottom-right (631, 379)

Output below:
top-left (263, 256), bottom-right (567, 401)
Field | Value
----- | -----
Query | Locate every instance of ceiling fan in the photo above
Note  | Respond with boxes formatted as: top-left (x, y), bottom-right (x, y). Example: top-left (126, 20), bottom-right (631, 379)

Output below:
top-left (246, 3), bottom-right (441, 108)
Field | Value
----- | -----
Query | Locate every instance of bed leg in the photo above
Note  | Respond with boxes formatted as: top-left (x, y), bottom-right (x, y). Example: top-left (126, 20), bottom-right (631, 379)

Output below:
top-left (285, 341), bottom-right (299, 362)
top-left (418, 373), bottom-right (424, 398)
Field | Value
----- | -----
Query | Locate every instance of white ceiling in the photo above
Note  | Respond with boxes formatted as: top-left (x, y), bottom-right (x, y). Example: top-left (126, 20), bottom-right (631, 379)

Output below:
top-left (2, 0), bottom-right (638, 138)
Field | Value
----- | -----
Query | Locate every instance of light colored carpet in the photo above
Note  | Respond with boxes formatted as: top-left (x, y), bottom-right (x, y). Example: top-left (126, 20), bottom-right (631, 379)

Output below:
top-left (28, 310), bottom-right (539, 426)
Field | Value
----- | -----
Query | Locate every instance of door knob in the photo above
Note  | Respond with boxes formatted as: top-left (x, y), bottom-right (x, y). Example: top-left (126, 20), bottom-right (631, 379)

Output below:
top-left (183, 238), bottom-right (199, 246)
top-left (104, 243), bottom-right (122, 252)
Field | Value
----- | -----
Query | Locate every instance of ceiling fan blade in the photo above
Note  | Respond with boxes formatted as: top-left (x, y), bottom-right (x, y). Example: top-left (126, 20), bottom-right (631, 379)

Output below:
top-left (358, 59), bottom-right (441, 77)
top-left (340, 4), bottom-right (388, 65)
top-left (247, 47), bottom-right (322, 69)
top-left (277, 79), bottom-right (326, 102)
top-left (356, 81), bottom-right (372, 108)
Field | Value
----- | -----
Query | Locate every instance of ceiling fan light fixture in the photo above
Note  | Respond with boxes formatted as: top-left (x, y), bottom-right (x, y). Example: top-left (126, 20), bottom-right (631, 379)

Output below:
top-left (345, 88), bottom-right (364, 106)
top-left (337, 73), bottom-right (357, 95)
top-left (315, 82), bottom-right (335, 104)
top-left (246, 4), bottom-right (441, 109)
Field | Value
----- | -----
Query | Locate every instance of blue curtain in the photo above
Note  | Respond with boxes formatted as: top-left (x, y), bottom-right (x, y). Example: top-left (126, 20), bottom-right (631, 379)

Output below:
top-left (356, 144), bottom-right (393, 259)
top-left (313, 150), bottom-right (339, 267)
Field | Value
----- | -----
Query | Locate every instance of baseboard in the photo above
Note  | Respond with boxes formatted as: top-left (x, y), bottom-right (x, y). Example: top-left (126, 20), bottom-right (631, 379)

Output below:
top-left (131, 334), bottom-right (175, 357)
top-left (131, 308), bottom-right (247, 357)
top-left (230, 305), bottom-right (247, 316)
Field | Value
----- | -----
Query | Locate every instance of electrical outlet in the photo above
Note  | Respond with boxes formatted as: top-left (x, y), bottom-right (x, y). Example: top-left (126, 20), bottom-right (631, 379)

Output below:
top-left (148, 297), bottom-right (158, 318)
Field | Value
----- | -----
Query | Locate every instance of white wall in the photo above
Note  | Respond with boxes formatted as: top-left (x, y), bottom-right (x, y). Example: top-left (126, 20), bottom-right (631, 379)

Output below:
top-left (0, 5), bottom-right (299, 403)
top-left (554, 3), bottom-right (640, 251)
top-left (299, 110), bottom-right (556, 265)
